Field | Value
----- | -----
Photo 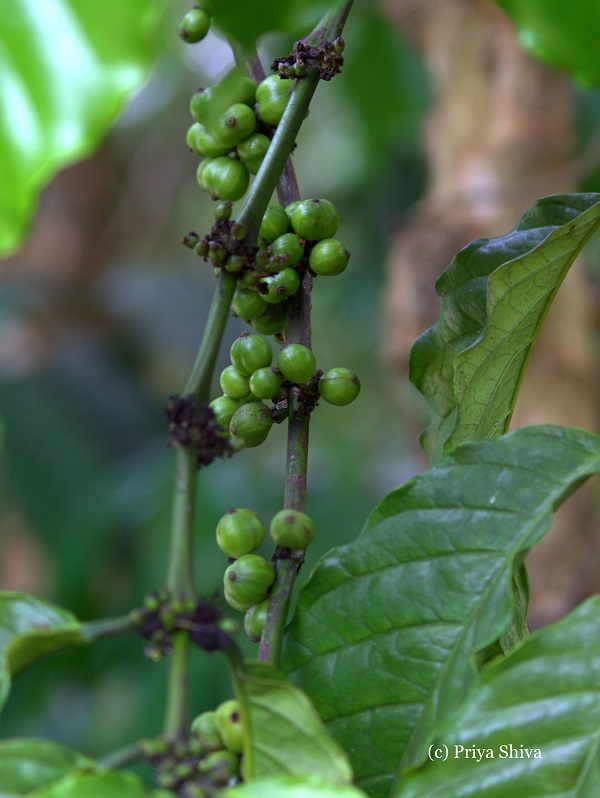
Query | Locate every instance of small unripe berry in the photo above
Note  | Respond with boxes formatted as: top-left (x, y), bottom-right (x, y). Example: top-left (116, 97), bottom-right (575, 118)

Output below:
top-left (216, 508), bottom-right (265, 558)
top-left (214, 201), bottom-right (233, 220)
top-left (223, 554), bottom-right (275, 612)
top-left (244, 599), bottom-right (269, 643)
top-left (270, 509), bottom-right (315, 549)
top-left (258, 267), bottom-right (300, 304)
top-left (198, 749), bottom-right (240, 785)
top-left (230, 333), bottom-right (272, 376)
top-left (190, 123), bottom-right (231, 157)
top-left (209, 395), bottom-right (243, 431)
top-left (309, 238), bottom-right (350, 276)
top-left (211, 103), bottom-right (257, 149)
top-left (259, 203), bottom-right (289, 243)
top-left (249, 367), bottom-right (283, 400)
top-left (256, 74), bottom-right (291, 126)
top-left (318, 367), bottom-right (361, 406)
top-left (250, 303), bottom-right (287, 336)
top-left (277, 344), bottom-right (317, 384)
top-left (229, 401), bottom-right (273, 447)
top-left (237, 133), bottom-right (270, 175)
top-left (190, 710), bottom-right (223, 752)
top-left (231, 287), bottom-right (268, 320)
top-left (178, 8), bottom-right (211, 43)
top-left (200, 157), bottom-right (249, 202)
top-left (215, 699), bottom-right (245, 754)
top-left (219, 365), bottom-right (251, 400)
top-left (284, 200), bottom-right (301, 228)
top-left (291, 198), bottom-right (339, 241)
top-left (270, 233), bottom-right (305, 265)
top-left (224, 255), bottom-right (245, 273)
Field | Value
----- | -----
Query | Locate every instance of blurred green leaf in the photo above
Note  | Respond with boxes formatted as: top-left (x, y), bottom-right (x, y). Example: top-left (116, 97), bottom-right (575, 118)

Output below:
top-left (494, 0), bottom-right (600, 87)
top-left (212, 0), bottom-right (328, 51)
top-left (0, 0), bottom-right (161, 257)
top-left (27, 769), bottom-right (155, 797)
top-left (393, 596), bottom-right (600, 797)
top-left (223, 774), bottom-right (368, 798)
top-left (233, 660), bottom-right (353, 783)
top-left (282, 425), bottom-right (600, 798)
top-left (409, 193), bottom-right (600, 464)
top-left (0, 738), bottom-right (92, 797)
top-left (0, 592), bottom-right (86, 713)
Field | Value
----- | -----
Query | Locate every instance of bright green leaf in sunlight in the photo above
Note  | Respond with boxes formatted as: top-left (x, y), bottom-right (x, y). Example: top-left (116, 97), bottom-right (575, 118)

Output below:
top-left (494, 0), bottom-right (600, 88)
top-left (393, 597), bottom-right (600, 797)
top-left (0, 738), bottom-right (92, 797)
top-left (223, 774), bottom-right (368, 798)
top-left (282, 426), bottom-right (600, 798)
top-left (0, 0), bottom-right (160, 257)
top-left (0, 592), bottom-right (87, 713)
top-left (232, 660), bottom-right (353, 783)
top-left (409, 193), bottom-right (600, 464)
top-left (27, 769), bottom-right (156, 797)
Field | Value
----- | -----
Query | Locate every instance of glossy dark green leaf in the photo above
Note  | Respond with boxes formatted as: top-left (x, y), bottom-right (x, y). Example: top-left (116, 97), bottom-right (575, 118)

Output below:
top-left (393, 596), bottom-right (600, 797)
top-left (223, 774), bottom-right (368, 798)
top-left (0, 738), bottom-right (92, 797)
top-left (494, 0), bottom-right (600, 87)
top-left (27, 769), bottom-right (155, 797)
top-left (0, 0), bottom-right (160, 256)
top-left (232, 661), bottom-right (353, 783)
top-left (282, 426), bottom-right (600, 798)
top-left (0, 592), bottom-right (86, 712)
top-left (409, 193), bottom-right (600, 464)
top-left (211, 0), bottom-right (328, 51)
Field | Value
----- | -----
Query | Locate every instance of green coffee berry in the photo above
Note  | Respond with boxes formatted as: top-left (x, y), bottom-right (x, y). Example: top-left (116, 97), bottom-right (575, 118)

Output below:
top-left (318, 367), bottom-right (361, 406)
top-left (214, 201), bottom-right (233, 220)
top-left (208, 240), bottom-right (227, 263)
top-left (196, 157), bottom-right (213, 190)
top-left (270, 508), bottom-right (315, 549)
top-left (309, 238), bottom-right (350, 276)
top-left (237, 133), bottom-right (270, 175)
top-left (209, 395), bottom-right (243, 431)
top-left (291, 198), bottom-right (339, 241)
top-left (259, 203), bottom-right (289, 243)
top-left (200, 157), bottom-right (249, 201)
top-left (284, 200), bottom-right (301, 228)
top-left (211, 103), bottom-right (257, 149)
top-left (216, 508), bottom-right (265, 558)
top-left (229, 402), bottom-right (273, 447)
top-left (258, 267), bottom-right (300, 304)
top-left (231, 75), bottom-right (258, 108)
top-left (249, 367), bottom-right (283, 400)
top-left (224, 255), bottom-right (245, 273)
top-left (198, 749), bottom-right (240, 785)
top-left (223, 554), bottom-right (275, 612)
top-left (277, 343), bottom-right (317, 384)
top-left (267, 253), bottom-right (290, 273)
top-left (188, 123), bottom-right (231, 157)
top-left (230, 332), bottom-right (273, 376)
top-left (254, 248), bottom-right (270, 269)
top-left (244, 599), bottom-right (269, 643)
top-left (231, 287), bottom-right (268, 320)
top-left (250, 303), bottom-right (287, 336)
top-left (270, 233), bottom-right (305, 265)
top-left (190, 710), bottom-right (223, 752)
top-left (219, 366), bottom-right (251, 400)
top-left (215, 699), bottom-right (245, 754)
top-left (256, 74), bottom-right (291, 126)
top-left (178, 8), bottom-right (211, 43)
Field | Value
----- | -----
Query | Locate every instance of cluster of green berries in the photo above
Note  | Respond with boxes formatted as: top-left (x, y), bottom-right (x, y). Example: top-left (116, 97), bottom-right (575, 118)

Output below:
top-left (188, 70), bottom-right (293, 203)
top-left (177, 1), bottom-right (214, 44)
top-left (216, 506), bottom-right (314, 642)
top-left (142, 699), bottom-right (243, 794)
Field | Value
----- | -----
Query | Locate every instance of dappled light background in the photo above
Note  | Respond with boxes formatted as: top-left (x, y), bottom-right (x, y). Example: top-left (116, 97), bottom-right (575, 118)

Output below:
top-left (2, 0), bottom-right (600, 763)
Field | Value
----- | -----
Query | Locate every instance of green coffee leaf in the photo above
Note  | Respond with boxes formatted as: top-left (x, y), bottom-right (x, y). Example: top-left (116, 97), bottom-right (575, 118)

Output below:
top-left (0, 592), bottom-right (87, 712)
top-left (410, 193), bottom-right (600, 464)
top-left (282, 425), bottom-right (600, 798)
top-left (0, 738), bottom-right (92, 797)
top-left (0, 0), bottom-right (160, 257)
top-left (494, 0), bottom-right (600, 87)
top-left (211, 0), bottom-right (328, 51)
top-left (393, 596), bottom-right (600, 797)
top-left (232, 661), bottom-right (353, 783)
top-left (26, 770), bottom-right (154, 797)
top-left (223, 774), bottom-right (368, 798)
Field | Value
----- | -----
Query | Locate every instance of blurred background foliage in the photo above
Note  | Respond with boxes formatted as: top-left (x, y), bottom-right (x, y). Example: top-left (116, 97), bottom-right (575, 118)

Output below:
top-left (0, 0), bottom-right (599, 763)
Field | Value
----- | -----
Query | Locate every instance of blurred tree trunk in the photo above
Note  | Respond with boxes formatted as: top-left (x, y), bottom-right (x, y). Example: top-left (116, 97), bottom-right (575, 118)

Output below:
top-left (382, 0), bottom-right (599, 626)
